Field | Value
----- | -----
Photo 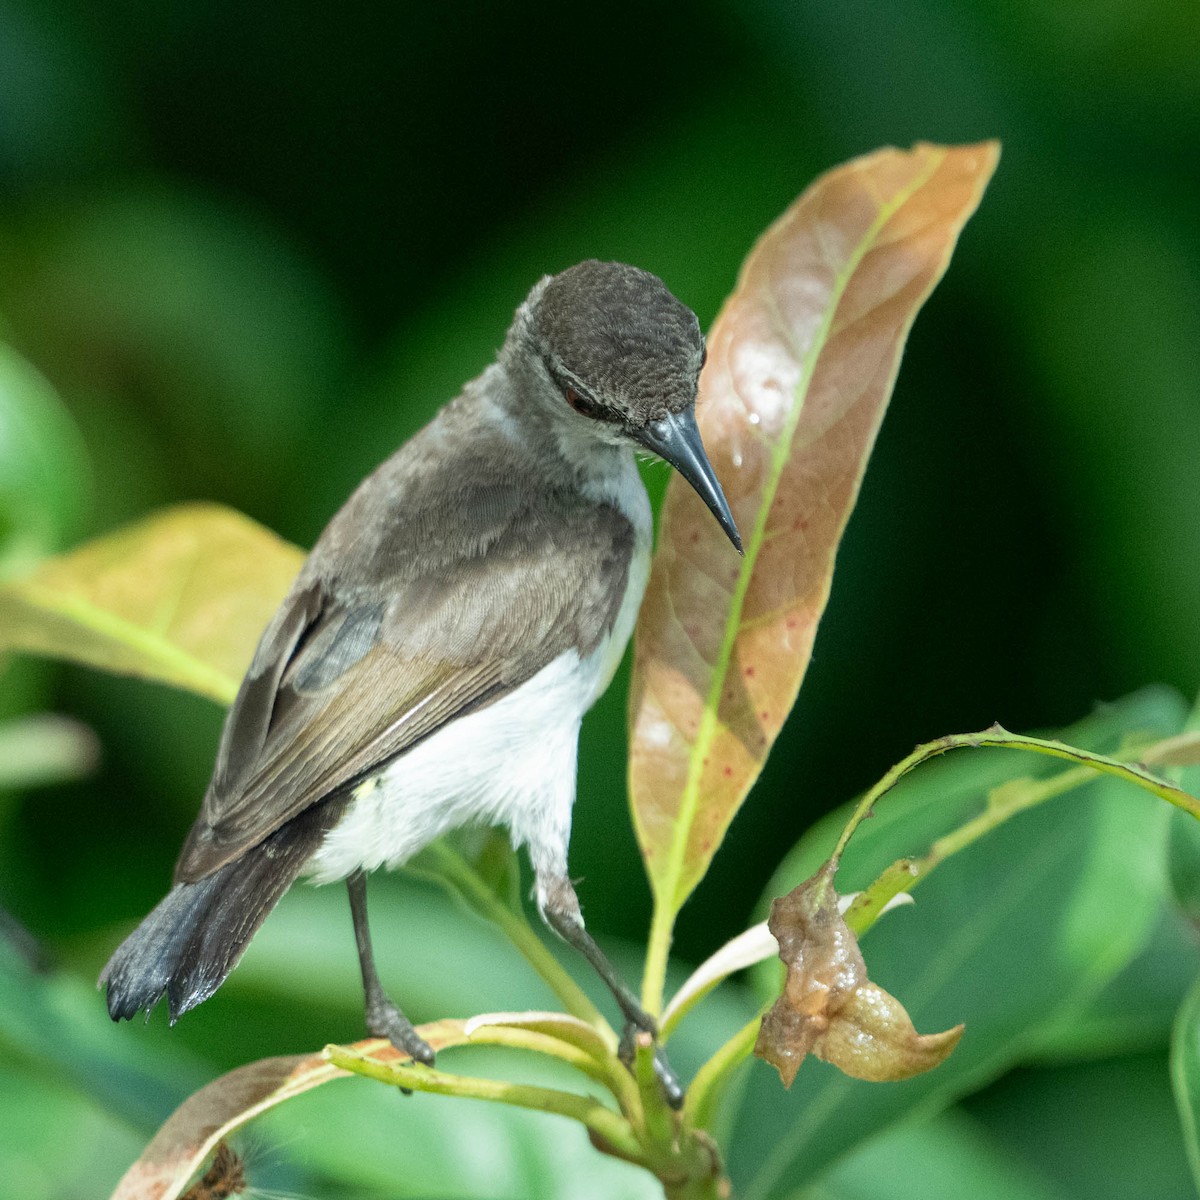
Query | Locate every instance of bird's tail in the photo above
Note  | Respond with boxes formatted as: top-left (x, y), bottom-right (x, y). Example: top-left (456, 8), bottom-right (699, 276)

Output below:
top-left (101, 801), bottom-right (339, 1023)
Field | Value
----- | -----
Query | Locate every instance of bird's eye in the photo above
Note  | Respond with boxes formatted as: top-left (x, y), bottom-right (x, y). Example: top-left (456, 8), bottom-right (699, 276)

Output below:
top-left (563, 385), bottom-right (599, 418)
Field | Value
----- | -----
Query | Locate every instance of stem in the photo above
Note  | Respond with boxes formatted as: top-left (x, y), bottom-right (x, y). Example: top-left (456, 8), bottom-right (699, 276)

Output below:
top-left (422, 841), bottom-right (611, 1036)
top-left (661, 1142), bottom-right (730, 1200)
top-left (466, 1024), bottom-right (642, 1121)
top-left (845, 764), bottom-right (1092, 934)
top-left (832, 725), bottom-right (1200, 864)
top-left (327, 1043), bottom-right (643, 1162)
top-left (631, 1032), bottom-right (674, 1149)
top-left (684, 1013), bottom-right (763, 1131)
top-left (681, 725), bottom-right (1200, 1130)
top-left (642, 901), bottom-right (674, 1018)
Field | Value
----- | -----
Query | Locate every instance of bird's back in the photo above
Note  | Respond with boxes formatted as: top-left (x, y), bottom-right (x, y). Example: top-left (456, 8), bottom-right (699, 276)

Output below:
top-left (175, 373), bottom-right (648, 883)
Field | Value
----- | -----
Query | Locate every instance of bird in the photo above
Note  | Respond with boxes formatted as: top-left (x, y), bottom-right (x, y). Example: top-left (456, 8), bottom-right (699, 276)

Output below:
top-left (100, 260), bottom-right (742, 1104)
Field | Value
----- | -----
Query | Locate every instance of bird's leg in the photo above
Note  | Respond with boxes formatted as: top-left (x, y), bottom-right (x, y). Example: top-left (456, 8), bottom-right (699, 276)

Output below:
top-left (346, 870), bottom-right (435, 1065)
top-left (537, 873), bottom-right (684, 1109)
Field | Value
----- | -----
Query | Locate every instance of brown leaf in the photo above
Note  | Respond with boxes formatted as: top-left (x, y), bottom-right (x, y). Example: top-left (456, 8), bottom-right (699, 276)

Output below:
top-left (754, 863), bottom-right (962, 1086)
top-left (0, 503), bottom-right (303, 704)
top-left (628, 143), bottom-right (1000, 919)
top-left (110, 1023), bottom-right (466, 1200)
top-left (179, 1142), bottom-right (244, 1200)
top-left (754, 863), bottom-right (862, 1086)
top-left (814, 982), bottom-right (964, 1083)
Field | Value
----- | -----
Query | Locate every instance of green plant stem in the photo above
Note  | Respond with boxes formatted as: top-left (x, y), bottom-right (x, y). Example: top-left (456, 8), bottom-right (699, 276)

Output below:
top-left (659, 1136), bottom-right (729, 1200)
top-left (844, 765), bottom-right (1088, 932)
top-left (832, 725), bottom-right (1200, 864)
top-left (466, 1024), bottom-right (642, 1121)
top-left (421, 841), bottom-right (611, 1036)
top-left (632, 1033), bottom-right (674, 1149)
top-left (327, 1043), bottom-right (644, 1162)
top-left (843, 726), bottom-right (1200, 934)
top-left (685, 1012), bottom-right (763, 1131)
top-left (642, 902), bottom-right (675, 1020)
top-left (684, 726), bottom-right (1200, 1125)
top-left (662, 1176), bottom-right (726, 1200)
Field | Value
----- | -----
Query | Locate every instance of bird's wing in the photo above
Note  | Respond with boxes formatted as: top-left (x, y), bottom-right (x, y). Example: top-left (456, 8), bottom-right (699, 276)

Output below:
top-left (174, 485), bottom-right (635, 883)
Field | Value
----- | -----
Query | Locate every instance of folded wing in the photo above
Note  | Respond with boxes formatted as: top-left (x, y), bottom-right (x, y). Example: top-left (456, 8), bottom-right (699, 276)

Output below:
top-left (175, 482), bottom-right (634, 882)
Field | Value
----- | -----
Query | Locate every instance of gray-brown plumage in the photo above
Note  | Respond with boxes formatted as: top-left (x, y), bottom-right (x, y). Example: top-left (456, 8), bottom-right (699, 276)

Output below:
top-left (101, 260), bottom-right (739, 1104)
top-left (178, 448), bottom-right (637, 879)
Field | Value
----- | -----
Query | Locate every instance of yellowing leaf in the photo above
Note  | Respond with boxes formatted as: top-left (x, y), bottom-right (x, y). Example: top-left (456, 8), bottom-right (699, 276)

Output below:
top-left (0, 503), bottom-right (303, 704)
top-left (629, 143), bottom-right (1001, 962)
top-left (754, 862), bottom-right (962, 1087)
top-left (462, 1011), bottom-right (615, 1063)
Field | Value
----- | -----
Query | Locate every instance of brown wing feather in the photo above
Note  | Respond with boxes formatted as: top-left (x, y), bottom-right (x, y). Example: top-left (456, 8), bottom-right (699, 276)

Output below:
top-left (175, 460), bottom-right (635, 883)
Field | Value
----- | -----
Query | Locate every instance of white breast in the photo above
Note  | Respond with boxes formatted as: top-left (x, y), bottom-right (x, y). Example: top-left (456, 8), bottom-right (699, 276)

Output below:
top-left (306, 456), bottom-right (652, 886)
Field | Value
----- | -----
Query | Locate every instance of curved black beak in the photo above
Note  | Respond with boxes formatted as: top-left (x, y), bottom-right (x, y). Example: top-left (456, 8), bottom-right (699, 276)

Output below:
top-left (633, 410), bottom-right (743, 554)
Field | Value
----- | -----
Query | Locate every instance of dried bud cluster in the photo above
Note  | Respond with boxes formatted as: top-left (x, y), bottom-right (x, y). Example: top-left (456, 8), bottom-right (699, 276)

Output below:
top-left (755, 862), bottom-right (963, 1087)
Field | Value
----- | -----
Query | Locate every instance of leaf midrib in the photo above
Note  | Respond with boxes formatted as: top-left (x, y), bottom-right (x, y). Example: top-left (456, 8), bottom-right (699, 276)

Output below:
top-left (656, 151), bottom-right (946, 917)
top-left (2, 581), bottom-right (238, 704)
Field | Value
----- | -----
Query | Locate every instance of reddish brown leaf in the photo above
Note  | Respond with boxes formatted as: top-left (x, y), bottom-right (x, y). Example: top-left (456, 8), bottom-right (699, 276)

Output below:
top-left (110, 1023), bottom-right (465, 1200)
top-left (629, 143), bottom-right (1000, 937)
top-left (754, 864), bottom-right (962, 1086)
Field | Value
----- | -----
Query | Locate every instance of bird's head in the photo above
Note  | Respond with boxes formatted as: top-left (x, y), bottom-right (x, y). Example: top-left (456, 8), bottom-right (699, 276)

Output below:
top-left (508, 259), bottom-right (742, 553)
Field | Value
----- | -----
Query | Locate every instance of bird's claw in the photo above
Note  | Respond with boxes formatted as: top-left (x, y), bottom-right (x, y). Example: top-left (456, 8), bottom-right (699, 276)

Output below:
top-left (366, 997), bottom-right (436, 1066)
top-left (619, 1019), bottom-right (685, 1110)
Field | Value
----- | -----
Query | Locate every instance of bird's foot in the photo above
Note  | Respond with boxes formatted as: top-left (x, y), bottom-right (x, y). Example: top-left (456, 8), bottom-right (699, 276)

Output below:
top-left (365, 995), bottom-right (436, 1066)
top-left (619, 1017), bottom-right (685, 1110)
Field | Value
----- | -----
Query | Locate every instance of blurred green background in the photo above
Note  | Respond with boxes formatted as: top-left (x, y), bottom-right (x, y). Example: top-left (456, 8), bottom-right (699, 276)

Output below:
top-left (1, 0), bottom-right (1198, 1196)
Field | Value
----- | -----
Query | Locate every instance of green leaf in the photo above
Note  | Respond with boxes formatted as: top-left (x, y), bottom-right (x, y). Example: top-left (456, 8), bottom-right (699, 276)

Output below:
top-left (727, 688), bottom-right (1185, 1198)
top-left (0, 939), bottom-right (205, 1135)
top-left (628, 141), bottom-right (1000, 1012)
top-left (971, 1051), bottom-right (1196, 1200)
top-left (1167, 694), bottom-right (1200, 922)
top-left (1029, 903), bottom-right (1198, 1062)
top-left (0, 503), bottom-right (303, 703)
top-left (1171, 973), bottom-right (1200, 1194)
top-left (0, 341), bottom-right (89, 572)
top-left (791, 1107), bottom-right (1070, 1200)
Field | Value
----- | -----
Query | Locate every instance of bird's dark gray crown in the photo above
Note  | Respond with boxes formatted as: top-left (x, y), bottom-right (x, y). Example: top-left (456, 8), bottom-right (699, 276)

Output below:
top-left (530, 260), bottom-right (704, 427)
